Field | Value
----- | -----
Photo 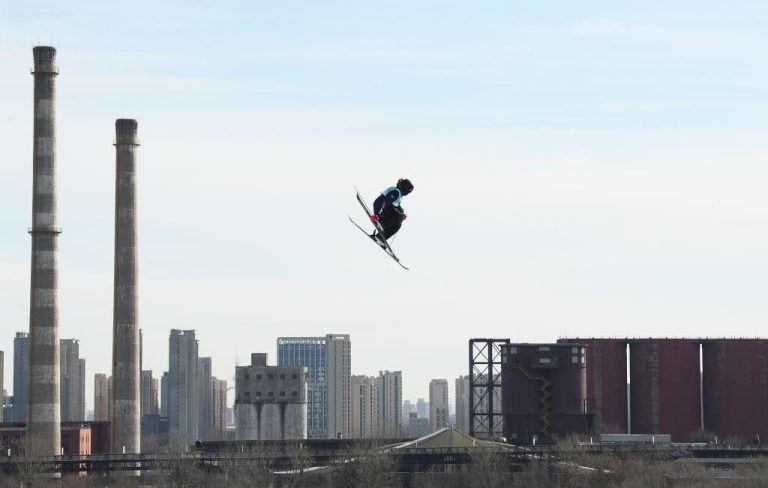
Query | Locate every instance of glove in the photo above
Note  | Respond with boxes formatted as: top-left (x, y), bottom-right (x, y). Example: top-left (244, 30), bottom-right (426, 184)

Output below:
top-left (370, 215), bottom-right (380, 224)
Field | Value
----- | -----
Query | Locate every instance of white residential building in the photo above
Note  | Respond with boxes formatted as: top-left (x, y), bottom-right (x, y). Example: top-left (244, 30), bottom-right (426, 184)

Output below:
top-left (351, 375), bottom-right (375, 438)
top-left (455, 375), bottom-right (470, 433)
top-left (374, 370), bottom-right (402, 437)
top-left (429, 379), bottom-right (449, 433)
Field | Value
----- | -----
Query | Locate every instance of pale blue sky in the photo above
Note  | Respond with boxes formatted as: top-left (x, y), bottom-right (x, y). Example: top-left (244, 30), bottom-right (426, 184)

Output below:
top-left (1, 1), bottom-right (767, 407)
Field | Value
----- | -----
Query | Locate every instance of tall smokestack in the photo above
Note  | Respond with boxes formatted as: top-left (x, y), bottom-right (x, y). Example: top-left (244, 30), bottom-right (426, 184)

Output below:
top-left (27, 46), bottom-right (61, 456)
top-left (111, 119), bottom-right (140, 453)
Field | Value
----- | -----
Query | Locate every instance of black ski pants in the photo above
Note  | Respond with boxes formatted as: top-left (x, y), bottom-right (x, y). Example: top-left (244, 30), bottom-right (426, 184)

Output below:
top-left (373, 195), bottom-right (404, 239)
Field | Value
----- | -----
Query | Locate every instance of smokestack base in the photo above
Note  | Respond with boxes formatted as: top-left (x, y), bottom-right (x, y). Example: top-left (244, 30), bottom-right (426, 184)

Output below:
top-left (32, 46), bottom-right (58, 74)
top-left (115, 119), bottom-right (139, 146)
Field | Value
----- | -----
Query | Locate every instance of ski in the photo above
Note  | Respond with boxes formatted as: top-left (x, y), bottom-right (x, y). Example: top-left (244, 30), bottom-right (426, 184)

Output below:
top-left (351, 187), bottom-right (409, 270)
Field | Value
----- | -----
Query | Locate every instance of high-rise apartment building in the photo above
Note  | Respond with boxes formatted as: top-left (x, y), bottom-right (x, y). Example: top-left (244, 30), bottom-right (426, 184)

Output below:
top-left (160, 372), bottom-right (169, 417)
top-left (326, 335), bottom-right (351, 439)
top-left (429, 379), bottom-right (449, 432)
top-left (198, 357), bottom-right (213, 438)
top-left (212, 378), bottom-right (228, 436)
top-left (60, 339), bottom-right (85, 421)
top-left (416, 398), bottom-right (428, 419)
top-left (351, 375), bottom-right (375, 439)
top-left (141, 370), bottom-right (158, 416)
top-left (13, 332), bottom-right (29, 422)
top-left (402, 399), bottom-right (415, 417)
top-left (151, 378), bottom-right (159, 415)
top-left (401, 399), bottom-right (415, 431)
top-left (79, 358), bottom-right (86, 417)
top-left (374, 370), bottom-right (402, 437)
top-left (277, 334), bottom-right (351, 439)
top-left (94, 374), bottom-right (110, 422)
top-left (455, 375), bottom-right (470, 433)
top-left (169, 329), bottom-right (198, 444)
top-left (408, 412), bottom-right (429, 438)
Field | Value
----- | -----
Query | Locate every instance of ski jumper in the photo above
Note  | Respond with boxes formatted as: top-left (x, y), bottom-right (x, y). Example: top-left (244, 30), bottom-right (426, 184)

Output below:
top-left (373, 186), bottom-right (406, 239)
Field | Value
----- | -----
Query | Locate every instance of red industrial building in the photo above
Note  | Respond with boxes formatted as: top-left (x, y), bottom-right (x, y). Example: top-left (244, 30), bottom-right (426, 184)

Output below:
top-left (629, 339), bottom-right (701, 441)
top-left (501, 343), bottom-right (592, 443)
top-left (492, 337), bottom-right (768, 444)
top-left (0, 421), bottom-right (110, 455)
top-left (87, 421), bottom-right (111, 454)
top-left (702, 339), bottom-right (768, 443)
top-left (61, 424), bottom-right (91, 456)
top-left (559, 338), bottom-right (628, 434)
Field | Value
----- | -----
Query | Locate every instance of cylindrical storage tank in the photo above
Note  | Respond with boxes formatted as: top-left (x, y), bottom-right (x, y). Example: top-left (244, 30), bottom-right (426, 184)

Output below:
top-left (502, 343), bottom-right (589, 443)
top-left (549, 344), bottom-right (589, 437)
top-left (702, 339), bottom-right (768, 442)
top-left (284, 402), bottom-right (308, 439)
top-left (502, 344), bottom-right (551, 442)
top-left (561, 338), bottom-right (628, 433)
top-left (549, 344), bottom-right (588, 415)
top-left (260, 403), bottom-right (281, 440)
top-left (235, 403), bottom-right (258, 440)
top-left (630, 339), bottom-right (700, 441)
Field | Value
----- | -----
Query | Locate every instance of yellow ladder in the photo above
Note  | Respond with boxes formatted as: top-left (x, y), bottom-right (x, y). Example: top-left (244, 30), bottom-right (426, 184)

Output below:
top-left (515, 365), bottom-right (552, 439)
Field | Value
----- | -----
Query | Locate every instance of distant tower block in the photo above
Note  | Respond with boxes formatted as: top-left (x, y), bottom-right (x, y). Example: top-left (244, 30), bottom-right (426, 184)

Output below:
top-left (111, 119), bottom-right (141, 453)
top-left (27, 46), bottom-right (62, 456)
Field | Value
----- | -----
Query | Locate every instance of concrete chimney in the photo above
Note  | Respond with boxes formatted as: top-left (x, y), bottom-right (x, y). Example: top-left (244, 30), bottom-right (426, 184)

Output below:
top-left (111, 119), bottom-right (140, 453)
top-left (26, 46), bottom-right (62, 456)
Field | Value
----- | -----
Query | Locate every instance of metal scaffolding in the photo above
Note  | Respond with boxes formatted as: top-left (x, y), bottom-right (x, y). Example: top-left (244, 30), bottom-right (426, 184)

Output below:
top-left (469, 338), bottom-right (509, 439)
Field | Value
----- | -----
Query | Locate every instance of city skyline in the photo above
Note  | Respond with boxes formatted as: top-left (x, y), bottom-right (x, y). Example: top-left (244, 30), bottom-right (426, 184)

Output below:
top-left (0, 329), bottom-right (465, 424)
top-left (2, 0), bottom-right (768, 411)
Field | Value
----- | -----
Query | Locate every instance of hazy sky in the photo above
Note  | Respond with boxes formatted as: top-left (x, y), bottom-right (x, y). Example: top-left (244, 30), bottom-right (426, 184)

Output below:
top-left (1, 0), bottom-right (767, 409)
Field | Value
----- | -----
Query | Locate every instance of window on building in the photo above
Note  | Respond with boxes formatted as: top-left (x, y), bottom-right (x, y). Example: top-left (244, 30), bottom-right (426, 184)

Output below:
top-left (280, 391), bottom-right (285, 397)
top-left (256, 392), bottom-right (261, 397)
top-left (244, 374), bottom-right (250, 380)
top-left (268, 374), bottom-right (274, 380)
top-left (268, 392), bottom-right (274, 397)
top-left (292, 373), bottom-right (298, 379)
top-left (256, 374), bottom-right (262, 380)
top-left (280, 374), bottom-right (285, 379)
top-left (292, 391), bottom-right (298, 397)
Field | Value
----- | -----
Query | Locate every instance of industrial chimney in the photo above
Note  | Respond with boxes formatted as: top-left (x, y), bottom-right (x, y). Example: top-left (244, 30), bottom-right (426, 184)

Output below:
top-left (27, 46), bottom-right (62, 456)
top-left (111, 119), bottom-right (141, 453)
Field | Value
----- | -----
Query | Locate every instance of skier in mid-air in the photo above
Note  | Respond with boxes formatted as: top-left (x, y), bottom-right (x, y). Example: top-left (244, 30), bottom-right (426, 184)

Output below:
top-left (369, 178), bottom-right (414, 243)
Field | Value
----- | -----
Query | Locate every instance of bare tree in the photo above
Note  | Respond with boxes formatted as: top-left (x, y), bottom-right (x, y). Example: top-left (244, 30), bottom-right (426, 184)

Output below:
top-left (220, 443), bottom-right (276, 488)
top-left (9, 437), bottom-right (51, 488)
top-left (160, 451), bottom-right (208, 488)
top-left (467, 448), bottom-right (511, 488)
top-left (279, 441), bottom-right (316, 488)
top-left (324, 440), bottom-right (399, 488)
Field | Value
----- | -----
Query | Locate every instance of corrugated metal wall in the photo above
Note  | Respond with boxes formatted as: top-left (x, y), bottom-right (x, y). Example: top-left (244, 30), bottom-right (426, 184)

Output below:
top-left (629, 339), bottom-right (700, 441)
top-left (562, 338), bottom-right (628, 434)
top-left (702, 339), bottom-right (768, 442)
